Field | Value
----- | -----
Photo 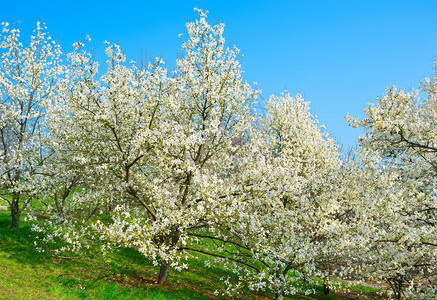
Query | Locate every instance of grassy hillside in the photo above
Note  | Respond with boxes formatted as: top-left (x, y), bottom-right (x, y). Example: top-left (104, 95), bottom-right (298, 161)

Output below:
top-left (0, 208), bottom-right (384, 299)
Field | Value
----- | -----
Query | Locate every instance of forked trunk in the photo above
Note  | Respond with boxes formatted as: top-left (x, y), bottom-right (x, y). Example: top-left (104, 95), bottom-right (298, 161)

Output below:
top-left (157, 261), bottom-right (169, 284)
top-left (11, 193), bottom-right (20, 229)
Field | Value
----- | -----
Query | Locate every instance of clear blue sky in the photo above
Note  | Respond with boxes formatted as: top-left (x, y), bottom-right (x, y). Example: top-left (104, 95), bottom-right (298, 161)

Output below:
top-left (2, 0), bottom-right (437, 149)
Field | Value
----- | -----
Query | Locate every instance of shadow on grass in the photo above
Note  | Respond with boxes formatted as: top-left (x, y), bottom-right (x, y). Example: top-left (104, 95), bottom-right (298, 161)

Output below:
top-left (0, 211), bottom-right (216, 299)
top-left (0, 210), bottom-right (51, 265)
top-left (0, 211), bottom-right (374, 299)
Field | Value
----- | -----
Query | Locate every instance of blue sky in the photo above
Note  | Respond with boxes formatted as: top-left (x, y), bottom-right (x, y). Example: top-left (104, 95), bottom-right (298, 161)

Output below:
top-left (2, 0), bottom-right (437, 149)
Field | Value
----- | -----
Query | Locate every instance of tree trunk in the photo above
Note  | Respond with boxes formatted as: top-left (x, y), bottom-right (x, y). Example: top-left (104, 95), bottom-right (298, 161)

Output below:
top-left (323, 283), bottom-right (330, 295)
top-left (156, 227), bottom-right (180, 284)
top-left (275, 291), bottom-right (283, 300)
top-left (11, 193), bottom-right (20, 228)
top-left (157, 261), bottom-right (169, 284)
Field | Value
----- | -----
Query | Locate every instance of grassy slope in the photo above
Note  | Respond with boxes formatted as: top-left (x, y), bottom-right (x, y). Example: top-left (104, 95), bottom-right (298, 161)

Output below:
top-left (0, 208), bottom-right (383, 299)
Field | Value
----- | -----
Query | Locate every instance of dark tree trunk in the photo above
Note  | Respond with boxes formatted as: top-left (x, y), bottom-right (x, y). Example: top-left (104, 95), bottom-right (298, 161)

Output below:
top-left (323, 283), bottom-right (330, 295)
top-left (387, 277), bottom-right (404, 299)
top-left (11, 193), bottom-right (20, 228)
top-left (157, 261), bottom-right (169, 284)
top-left (156, 227), bottom-right (181, 284)
top-left (274, 291), bottom-right (283, 300)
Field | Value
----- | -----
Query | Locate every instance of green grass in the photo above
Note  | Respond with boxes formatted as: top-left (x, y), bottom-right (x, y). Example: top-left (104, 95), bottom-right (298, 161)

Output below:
top-left (0, 209), bottom-right (384, 299)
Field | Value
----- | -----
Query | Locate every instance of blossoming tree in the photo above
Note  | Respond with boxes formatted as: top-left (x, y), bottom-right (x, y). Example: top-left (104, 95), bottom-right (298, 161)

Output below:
top-left (0, 22), bottom-right (63, 228)
top-left (347, 64), bottom-right (437, 298)
top-left (190, 93), bottom-right (347, 298)
top-left (38, 9), bottom-right (257, 285)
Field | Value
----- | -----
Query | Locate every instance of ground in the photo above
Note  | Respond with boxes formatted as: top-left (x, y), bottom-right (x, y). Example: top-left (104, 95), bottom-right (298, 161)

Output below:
top-left (0, 207), bottom-right (387, 299)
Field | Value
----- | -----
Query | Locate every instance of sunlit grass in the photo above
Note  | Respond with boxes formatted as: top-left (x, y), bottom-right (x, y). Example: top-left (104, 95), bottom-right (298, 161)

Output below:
top-left (0, 210), bottom-right (384, 299)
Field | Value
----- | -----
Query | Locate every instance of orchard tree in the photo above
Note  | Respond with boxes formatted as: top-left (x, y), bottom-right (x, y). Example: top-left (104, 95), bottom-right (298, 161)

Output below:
top-left (191, 93), bottom-right (346, 299)
top-left (37, 9), bottom-right (257, 284)
top-left (347, 63), bottom-right (437, 298)
top-left (331, 150), bottom-right (413, 299)
top-left (0, 22), bottom-right (63, 228)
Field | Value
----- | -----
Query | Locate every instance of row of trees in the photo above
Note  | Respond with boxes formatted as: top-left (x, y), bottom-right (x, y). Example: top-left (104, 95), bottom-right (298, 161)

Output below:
top-left (0, 10), bottom-right (436, 299)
